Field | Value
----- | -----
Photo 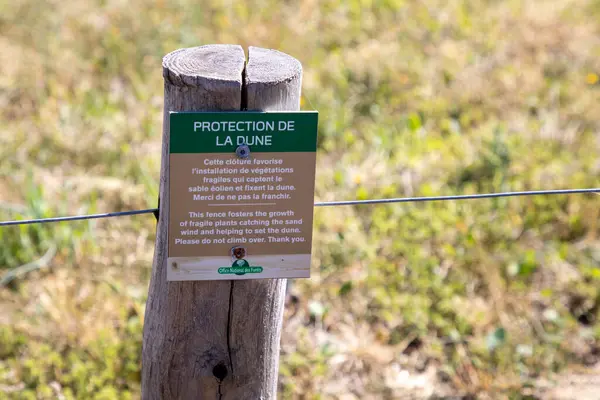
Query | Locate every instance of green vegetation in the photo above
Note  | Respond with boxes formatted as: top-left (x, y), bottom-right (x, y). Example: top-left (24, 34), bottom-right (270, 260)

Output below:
top-left (1, 0), bottom-right (600, 398)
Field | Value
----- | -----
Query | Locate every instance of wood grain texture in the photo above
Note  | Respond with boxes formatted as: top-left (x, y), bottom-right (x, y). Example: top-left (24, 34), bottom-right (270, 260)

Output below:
top-left (142, 44), bottom-right (244, 400)
top-left (246, 46), bottom-right (302, 111)
top-left (225, 46), bottom-right (302, 399)
top-left (142, 45), bottom-right (303, 399)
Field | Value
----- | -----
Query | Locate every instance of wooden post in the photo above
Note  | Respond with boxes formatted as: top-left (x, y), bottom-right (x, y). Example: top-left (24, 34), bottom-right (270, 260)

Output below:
top-left (142, 45), bottom-right (302, 399)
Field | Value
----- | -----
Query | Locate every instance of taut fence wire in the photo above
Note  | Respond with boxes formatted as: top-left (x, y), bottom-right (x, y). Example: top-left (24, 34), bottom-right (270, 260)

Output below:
top-left (1, 188), bottom-right (599, 227)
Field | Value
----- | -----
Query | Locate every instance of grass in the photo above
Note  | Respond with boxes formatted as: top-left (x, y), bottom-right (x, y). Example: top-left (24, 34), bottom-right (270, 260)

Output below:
top-left (1, 0), bottom-right (600, 398)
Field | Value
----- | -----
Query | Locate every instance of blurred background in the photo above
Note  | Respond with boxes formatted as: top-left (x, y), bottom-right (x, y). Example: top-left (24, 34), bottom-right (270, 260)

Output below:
top-left (1, 0), bottom-right (600, 398)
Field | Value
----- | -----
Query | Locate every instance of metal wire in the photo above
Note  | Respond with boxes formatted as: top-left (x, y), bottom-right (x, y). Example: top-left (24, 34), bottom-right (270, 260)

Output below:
top-left (0, 209), bottom-right (157, 227)
top-left (313, 188), bottom-right (600, 207)
top-left (0, 188), bottom-right (598, 227)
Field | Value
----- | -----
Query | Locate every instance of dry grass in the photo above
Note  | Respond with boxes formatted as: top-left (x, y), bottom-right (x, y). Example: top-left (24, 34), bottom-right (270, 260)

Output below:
top-left (1, 0), bottom-right (600, 398)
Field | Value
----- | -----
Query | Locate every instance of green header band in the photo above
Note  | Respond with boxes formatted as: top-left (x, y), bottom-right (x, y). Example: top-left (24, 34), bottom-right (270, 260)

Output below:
top-left (170, 111), bottom-right (318, 153)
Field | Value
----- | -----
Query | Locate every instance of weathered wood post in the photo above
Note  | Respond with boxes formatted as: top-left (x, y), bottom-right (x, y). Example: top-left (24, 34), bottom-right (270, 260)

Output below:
top-left (142, 45), bottom-right (302, 399)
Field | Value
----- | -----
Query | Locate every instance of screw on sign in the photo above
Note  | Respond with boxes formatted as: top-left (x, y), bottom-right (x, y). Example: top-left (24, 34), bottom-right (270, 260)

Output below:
top-left (236, 144), bottom-right (250, 159)
top-left (229, 246), bottom-right (255, 276)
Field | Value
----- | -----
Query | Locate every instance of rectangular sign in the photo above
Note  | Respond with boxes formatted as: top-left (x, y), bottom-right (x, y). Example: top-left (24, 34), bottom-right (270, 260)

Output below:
top-left (167, 111), bottom-right (318, 281)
